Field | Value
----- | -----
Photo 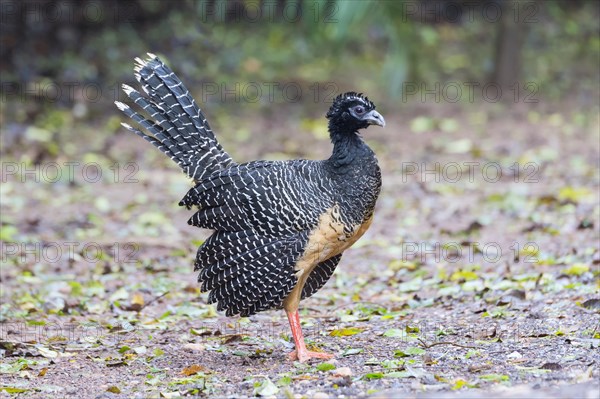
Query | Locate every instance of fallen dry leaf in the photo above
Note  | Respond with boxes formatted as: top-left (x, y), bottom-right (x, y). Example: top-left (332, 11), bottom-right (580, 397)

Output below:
top-left (181, 364), bottom-right (208, 376)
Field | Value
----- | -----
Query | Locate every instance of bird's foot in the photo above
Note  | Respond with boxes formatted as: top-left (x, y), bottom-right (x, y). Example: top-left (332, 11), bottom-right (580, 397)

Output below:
top-left (288, 349), bottom-right (334, 363)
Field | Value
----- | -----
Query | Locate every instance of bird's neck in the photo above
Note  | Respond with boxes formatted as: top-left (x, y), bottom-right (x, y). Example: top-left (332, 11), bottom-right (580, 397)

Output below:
top-left (327, 130), bottom-right (370, 168)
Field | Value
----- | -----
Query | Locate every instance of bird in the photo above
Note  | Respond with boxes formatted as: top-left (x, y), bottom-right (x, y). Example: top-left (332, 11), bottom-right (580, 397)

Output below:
top-left (115, 54), bottom-right (385, 362)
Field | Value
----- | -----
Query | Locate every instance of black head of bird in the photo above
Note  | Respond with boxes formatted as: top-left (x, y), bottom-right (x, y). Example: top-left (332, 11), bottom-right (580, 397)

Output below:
top-left (326, 92), bottom-right (385, 138)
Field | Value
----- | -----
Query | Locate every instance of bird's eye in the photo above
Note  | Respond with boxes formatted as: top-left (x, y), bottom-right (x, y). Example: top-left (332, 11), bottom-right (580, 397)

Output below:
top-left (354, 106), bottom-right (365, 115)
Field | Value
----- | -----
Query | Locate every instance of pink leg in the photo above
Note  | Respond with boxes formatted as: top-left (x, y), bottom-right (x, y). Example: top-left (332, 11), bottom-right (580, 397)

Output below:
top-left (286, 310), bottom-right (334, 362)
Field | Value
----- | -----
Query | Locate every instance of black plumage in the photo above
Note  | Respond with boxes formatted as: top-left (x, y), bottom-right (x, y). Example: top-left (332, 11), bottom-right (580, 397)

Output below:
top-left (116, 54), bottom-right (385, 362)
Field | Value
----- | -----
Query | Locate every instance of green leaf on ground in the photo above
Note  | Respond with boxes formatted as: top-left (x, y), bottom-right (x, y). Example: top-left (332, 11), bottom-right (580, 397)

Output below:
top-left (330, 327), bottom-right (363, 337)
top-left (254, 378), bottom-right (279, 397)
top-left (394, 347), bottom-right (426, 357)
top-left (316, 362), bottom-right (336, 371)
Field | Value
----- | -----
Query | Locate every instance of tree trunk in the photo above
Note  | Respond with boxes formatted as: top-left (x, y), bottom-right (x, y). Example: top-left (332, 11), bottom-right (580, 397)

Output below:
top-left (491, 0), bottom-right (529, 94)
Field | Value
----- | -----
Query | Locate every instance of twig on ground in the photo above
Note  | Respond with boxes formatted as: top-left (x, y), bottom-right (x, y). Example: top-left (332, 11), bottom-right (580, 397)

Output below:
top-left (141, 291), bottom-right (170, 310)
top-left (418, 338), bottom-right (479, 349)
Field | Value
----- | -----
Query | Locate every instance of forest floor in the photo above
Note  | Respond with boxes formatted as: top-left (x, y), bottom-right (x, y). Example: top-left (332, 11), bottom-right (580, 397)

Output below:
top-left (1, 99), bottom-right (599, 398)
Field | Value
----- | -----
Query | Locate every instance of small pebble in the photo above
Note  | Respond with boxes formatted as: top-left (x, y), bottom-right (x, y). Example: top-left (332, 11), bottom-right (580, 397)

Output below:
top-left (332, 367), bottom-right (352, 377)
top-left (183, 343), bottom-right (205, 351)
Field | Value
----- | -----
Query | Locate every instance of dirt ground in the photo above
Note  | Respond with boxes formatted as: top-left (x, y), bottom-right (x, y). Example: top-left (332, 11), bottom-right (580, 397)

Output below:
top-left (1, 99), bottom-right (599, 398)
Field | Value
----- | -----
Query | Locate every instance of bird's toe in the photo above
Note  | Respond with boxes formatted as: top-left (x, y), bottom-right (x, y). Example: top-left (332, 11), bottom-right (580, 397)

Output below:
top-left (288, 349), bottom-right (335, 362)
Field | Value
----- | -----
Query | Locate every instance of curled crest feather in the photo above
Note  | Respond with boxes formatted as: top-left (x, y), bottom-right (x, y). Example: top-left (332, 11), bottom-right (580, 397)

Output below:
top-left (327, 92), bottom-right (375, 119)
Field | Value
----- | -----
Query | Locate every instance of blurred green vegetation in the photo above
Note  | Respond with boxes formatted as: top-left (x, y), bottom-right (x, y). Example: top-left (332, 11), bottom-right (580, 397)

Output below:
top-left (1, 0), bottom-right (598, 159)
top-left (3, 1), bottom-right (598, 92)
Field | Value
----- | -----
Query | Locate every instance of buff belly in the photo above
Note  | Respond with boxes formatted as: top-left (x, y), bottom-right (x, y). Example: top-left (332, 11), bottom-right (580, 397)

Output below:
top-left (283, 204), bottom-right (374, 311)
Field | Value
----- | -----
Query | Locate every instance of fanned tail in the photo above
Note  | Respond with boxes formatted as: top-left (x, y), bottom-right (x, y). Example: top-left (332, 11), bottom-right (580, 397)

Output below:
top-left (115, 53), bottom-right (234, 182)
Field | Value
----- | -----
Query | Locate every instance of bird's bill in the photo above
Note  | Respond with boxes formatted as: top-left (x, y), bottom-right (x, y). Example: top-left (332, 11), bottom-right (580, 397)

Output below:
top-left (364, 110), bottom-right (386, 127)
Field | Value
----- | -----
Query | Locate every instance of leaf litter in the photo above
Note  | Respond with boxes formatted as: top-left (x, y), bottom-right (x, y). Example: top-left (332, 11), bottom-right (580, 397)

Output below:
top-left (1, 104), bottom-right (599, 398)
